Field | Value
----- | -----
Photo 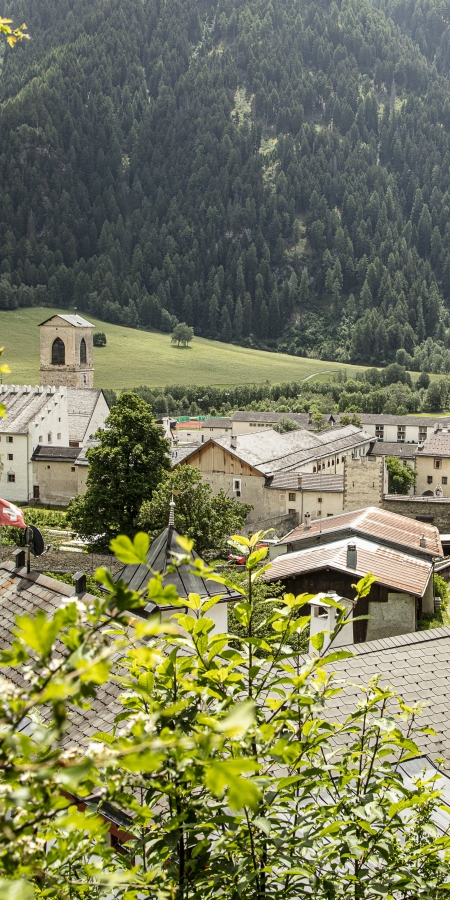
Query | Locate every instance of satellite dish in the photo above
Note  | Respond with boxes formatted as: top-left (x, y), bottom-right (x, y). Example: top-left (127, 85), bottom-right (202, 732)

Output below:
top-left (25, 525), bottom-right (45, 557)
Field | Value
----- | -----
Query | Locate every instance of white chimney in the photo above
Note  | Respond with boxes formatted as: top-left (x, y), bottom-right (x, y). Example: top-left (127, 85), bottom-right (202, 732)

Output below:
top-left (230, 435), bottom-right (237, 450)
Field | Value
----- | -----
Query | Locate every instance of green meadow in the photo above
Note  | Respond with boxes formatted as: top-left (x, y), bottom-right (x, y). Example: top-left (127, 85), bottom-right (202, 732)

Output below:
top-left (0, 307), bottom-right (365, 390)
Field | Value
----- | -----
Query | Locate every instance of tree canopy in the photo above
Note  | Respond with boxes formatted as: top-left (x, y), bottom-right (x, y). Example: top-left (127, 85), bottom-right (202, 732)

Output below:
top-left (386, 455), bottom-right (417, 494)
top-left (2, 532), bottom-right (450, 898)
top-left (171, 322), bottom-right (194, 347)
top-left (67, 392), bottom-right (170, 546)
top-left (137, 464), bottom-right (252, 554)
top-left (2, 0), bottom-right (450, 367)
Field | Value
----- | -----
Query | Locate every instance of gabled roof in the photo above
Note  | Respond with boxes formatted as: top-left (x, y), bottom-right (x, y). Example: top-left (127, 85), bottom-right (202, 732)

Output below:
top-left (416, 432), bottom-right (450, 458)
top-left (322, 625), bottom-right (450, 762)
top-left (202, 417), bottom-right (232, 428)
top-left (280, 506), bottom-right (443, 558)
top-left (115, 526), bottom-right (240, 609)
top-left (177, 425), bottom-right (373, 476)
top-left (370, 441), bottom-right (417, 458)
top-left (265, 535), bottom-right (432, 596)
top-left (358, 413), bottom-right (449, 427)
top-left (266, 472), bottom-right (344, 492)
top-left (31, 445), bottom-right (81, 463)
top-left (39, 314), bottom-right (94, 328)
top-left (67, 388), bottom-right (103, 442)
top-left (0, 385), bottom-right (57, 434)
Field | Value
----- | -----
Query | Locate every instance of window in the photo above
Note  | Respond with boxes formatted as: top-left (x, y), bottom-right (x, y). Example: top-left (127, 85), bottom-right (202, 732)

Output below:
top-left (47, 433), bottom-right (52, 444)
top-left (427, 476), bottom-right (433, 484)
top-left (71, 466), bottom-right (76, 472)
top-left (375, 425), bottom-right (384, 440)
top-left (341, 456), bottom-right (345, 463)
top-left (419, 428), bottom-right (427, 441)
top-left (327, 513), bottom-right (333, 517)
top-left (33, 485), bottom-right (40, 500)
top-left (7, 454), bottom-right (13, 461)
top-left (397, 426), bottom-right (405, 442)
top-left (317, 497), bottom-right (323, 503)
top-left (82, 374), bottom-right (87, 385)
top-left (51, 337), bottom-right (65, 365)
top-left (57, 433), bottom-right (61, 440)
top-left (7, 473), bottom-right (15, 483)
top-left (434, 459), bottom-right (442, 469)
top-left (47, 465), bottom-right (51, 470)
top-left (6, 437), bottom-right (13, 444)
top-left (39, 436), bottom-right (43, 443)
top-left (288, 508), bottom-right (296, 514)
top-left (443, 477), bottom-right (448, 485)
top-left (313, 466), bottom-right (316, 472)
top-left (288, 492), bottom-right (296, 502)
top-left (233, 479), bottom-right (241, 492)
top-left (80, 338), bottom-right (87, 364)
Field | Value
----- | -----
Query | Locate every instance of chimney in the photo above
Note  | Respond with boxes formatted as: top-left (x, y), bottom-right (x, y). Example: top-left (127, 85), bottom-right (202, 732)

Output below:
top-left (13, 548), bottom-right (26, 569)
top-left (230, 435), bottom-right (237, 450)
top-left (420, 533), bottom-right (426, 548)
top-left (304, 512), bottom-right (311, 530)
top-left (74, 572), bottom-right (86, 595)
top-left (417, 441), bottom-right (424, 451)
top-left (347, 543), bottom-right (357, 569)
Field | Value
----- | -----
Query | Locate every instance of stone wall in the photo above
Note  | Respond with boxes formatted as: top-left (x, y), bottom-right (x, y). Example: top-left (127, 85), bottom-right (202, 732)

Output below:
top-left (381, 495), bottom-right (450, 531)
top-left (343, 455), bottom-right (386, 510)
top-left (366, 592), bottom-right (416, 641)
top-left (244, 510), bottom-right (298, 537)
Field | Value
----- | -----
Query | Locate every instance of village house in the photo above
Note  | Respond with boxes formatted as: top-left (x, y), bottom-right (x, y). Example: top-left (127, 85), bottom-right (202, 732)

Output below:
top-left (173, 424), bottom-right (376, 527)
top-left (265, 507), bottom-right (441, 643)
top-left (414, 428), bottom-right (450, 498)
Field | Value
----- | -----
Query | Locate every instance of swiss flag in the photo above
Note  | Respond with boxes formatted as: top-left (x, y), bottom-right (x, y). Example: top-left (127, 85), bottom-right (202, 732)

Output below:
top-left (0, 499), bottom-right (26, 529)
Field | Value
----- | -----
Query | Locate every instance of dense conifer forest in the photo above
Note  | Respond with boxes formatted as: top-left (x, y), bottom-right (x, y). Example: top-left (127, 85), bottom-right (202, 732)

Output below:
top-left (2, 0), bottom-right (450, 368)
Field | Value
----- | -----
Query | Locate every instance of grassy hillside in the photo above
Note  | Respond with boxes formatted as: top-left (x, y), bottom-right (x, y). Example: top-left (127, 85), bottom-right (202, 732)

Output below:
top-left (0, 308), bottom-right (365, 389)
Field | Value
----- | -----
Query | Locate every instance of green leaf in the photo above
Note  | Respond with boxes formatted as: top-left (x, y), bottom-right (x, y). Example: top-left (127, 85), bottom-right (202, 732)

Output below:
top-left (15, 610), bottom-right (64, 658)
top-left (310, 631), bottom-right (325, 651)
top-left (205, 758), bottom-right (260, 810)
top-left (353, 572), bottom-right (377, 598)
top-left (216, 700), bottom-right (256, 737)
top-left (320, 649), bottom-right (354, 664)
top-left (110, 532), bottom-right (149, 564)
top-left (176, 535), bottom-right (194, 553)
top-left (247, 547), bottom-right (268, 569)
top-left (0, 879), bottom-right (34, 900)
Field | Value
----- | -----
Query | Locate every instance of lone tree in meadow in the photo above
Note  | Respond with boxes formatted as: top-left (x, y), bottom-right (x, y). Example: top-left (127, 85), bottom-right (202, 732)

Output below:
top-left (171, 322), bottom-right (194, 347)
top-left (67, 392), bottom-right (170, 548)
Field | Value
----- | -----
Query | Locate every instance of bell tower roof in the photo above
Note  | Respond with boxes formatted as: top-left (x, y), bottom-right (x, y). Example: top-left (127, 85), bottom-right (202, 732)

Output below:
top-left (39, 314), bottom-right (94, 328)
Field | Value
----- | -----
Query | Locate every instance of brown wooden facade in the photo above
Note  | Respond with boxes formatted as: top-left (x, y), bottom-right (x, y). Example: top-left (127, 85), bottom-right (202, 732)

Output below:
top-left (279, 568), bottom-right (422, 643)
top-left (179, 442), bottom-right (263, 477)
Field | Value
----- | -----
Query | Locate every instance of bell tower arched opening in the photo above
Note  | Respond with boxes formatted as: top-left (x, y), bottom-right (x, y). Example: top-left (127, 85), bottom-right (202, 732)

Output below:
top-left (51, 337), bottom-right (65, 365)
top-left (80, 338), bottom-right (87, 364)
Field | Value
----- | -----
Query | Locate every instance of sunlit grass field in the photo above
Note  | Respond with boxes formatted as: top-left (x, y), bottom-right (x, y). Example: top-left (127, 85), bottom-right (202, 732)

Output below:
top-left (0, 307), bottom-right (366, 390)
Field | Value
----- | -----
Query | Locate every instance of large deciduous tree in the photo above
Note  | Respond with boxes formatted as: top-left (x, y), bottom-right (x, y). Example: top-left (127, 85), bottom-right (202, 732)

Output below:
top-left (137, 464), bottom-right (252, 554)
top-left (67, 392), bottom-right (170, 547)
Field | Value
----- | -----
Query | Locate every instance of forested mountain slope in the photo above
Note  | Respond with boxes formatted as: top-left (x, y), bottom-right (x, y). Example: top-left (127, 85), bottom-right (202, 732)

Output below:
top-left (2, 0), bottom-right (450, 369)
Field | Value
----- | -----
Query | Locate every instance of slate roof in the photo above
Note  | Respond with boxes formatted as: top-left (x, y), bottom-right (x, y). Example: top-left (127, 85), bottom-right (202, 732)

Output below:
top-left (39, 314), bottom-right (94, 328)
top-left (0, 386), bottom-right (55, 434)
top-left (323, 626), bottom-right (450, 762)
top-left (416, 432), bottom-right (450, 458)
top-left (266, 472), bottom-right (344, 492)
top-left (358, 413), bottom-right (449, 427)
top-left (281, 506), bottom-right (443, 558)
top-left (171, 442), bottom-right (202, 463)
top-left (115, 526), bottom-right (241, 610)
top-left (208, 425), bottom-right (373, 475)
top-left (31, 445), bottom-right (81, 463)
top-left (67, 388), bottom-right (102, 442)
top-left (203, 418), bottom-right (232, 429)
top-left (0, 561), bottom-right (126, 746)
top-left (370, 441), bottom-right (417, 458)
top-left (265, 535), bottom-right (433, 596)
top-left (230, 410), bottom-right (337, 429)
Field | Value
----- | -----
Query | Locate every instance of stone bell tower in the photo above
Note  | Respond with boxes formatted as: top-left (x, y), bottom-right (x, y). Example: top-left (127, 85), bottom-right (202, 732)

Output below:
top-left (39, 314), bottom-right (94, 388)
